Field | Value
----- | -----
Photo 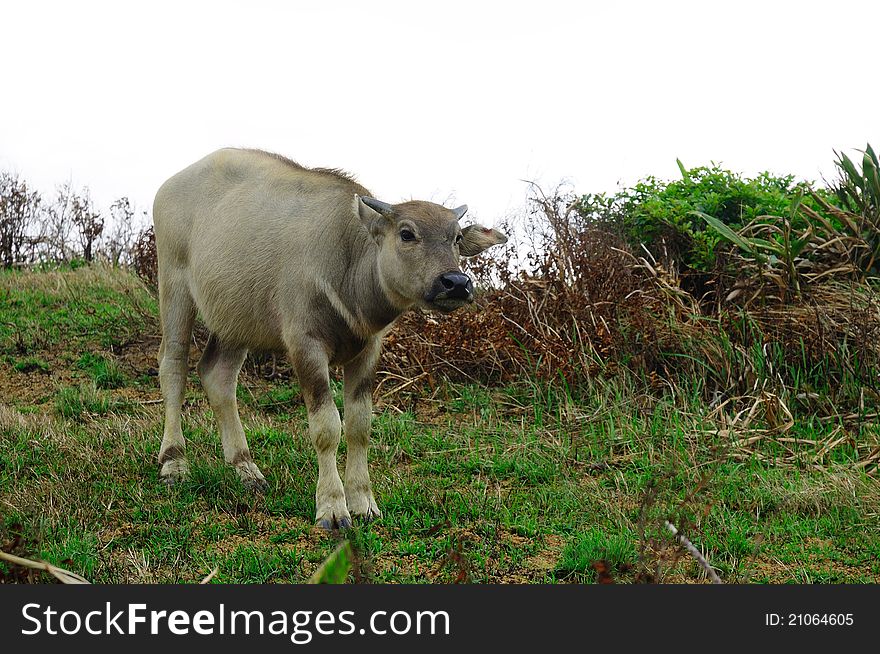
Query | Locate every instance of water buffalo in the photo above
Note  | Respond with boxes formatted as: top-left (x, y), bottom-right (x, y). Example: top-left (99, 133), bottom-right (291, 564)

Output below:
top-left (152, 148), bottom-right (507, 528)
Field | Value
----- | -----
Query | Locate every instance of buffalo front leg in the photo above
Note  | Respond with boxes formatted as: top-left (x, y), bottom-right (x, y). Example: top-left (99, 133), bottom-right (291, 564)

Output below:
top-left (343, 338), bottom-right (381, 521)
top-left (291, 341), bottom-right (350, 530)
top-left (197, 334), bottom-right (267, 490)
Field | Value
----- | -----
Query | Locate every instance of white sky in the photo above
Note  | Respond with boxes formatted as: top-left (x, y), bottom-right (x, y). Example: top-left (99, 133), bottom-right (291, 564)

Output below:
top-left (2, 0), bottom-right (878, 225)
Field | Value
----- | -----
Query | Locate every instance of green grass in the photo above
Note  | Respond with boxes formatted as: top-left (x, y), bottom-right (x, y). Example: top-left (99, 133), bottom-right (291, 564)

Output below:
top-left (11, 356), bottom-right (50, 374)
top-left (556, 528), bottom-right (639, 580)
top-left (76, 352), bottom-right (128, 389)
top-left (1, 266), bottom-right (878, 584)
top-left (54, 382), bottom-right (128, 419)
top-left (0, 265), bottom-right (156, 359)
top-left (246, 383), bottom-right (303, 417)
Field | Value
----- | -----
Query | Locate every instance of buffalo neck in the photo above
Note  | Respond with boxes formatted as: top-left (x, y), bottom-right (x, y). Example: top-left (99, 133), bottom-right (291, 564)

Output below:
top-left (346, 229), bottom-right (404, 335)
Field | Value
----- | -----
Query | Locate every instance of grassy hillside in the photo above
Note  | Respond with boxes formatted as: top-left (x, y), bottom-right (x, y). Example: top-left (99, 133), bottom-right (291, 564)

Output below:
top-left (1, 265), bottom-right (878, 583)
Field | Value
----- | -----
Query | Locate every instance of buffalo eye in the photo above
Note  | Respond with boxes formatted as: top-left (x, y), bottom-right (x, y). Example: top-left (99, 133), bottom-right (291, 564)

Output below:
top-left (455, 234), bottom-right (463, 245)
top-left (400, 229), bottom-right (416, 242)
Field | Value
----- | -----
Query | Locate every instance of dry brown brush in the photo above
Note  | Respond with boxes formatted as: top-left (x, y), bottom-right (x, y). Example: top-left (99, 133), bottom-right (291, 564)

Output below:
top-left (382, 187), bottom-right (724, 389)
top-left (381, 186), bottom-right (880, 417)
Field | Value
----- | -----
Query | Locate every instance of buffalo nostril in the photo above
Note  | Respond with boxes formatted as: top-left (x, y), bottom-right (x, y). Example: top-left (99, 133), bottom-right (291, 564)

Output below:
top-left (436, 272), bottom-right (472, 300)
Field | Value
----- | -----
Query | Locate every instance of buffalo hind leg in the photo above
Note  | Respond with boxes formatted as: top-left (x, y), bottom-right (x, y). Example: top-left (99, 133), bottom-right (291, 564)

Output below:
top-left (157, 270), bottom-right (195, 484)
top-left (198, 334), bottom-right (267, 491)
top-left (343, 338), bottom-right (381, 521)
top-left (290, 339), bottom-right (350, 530)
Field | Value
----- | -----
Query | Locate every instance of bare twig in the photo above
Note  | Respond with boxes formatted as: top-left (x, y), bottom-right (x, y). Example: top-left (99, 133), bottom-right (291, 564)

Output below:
top-left (0, 550), bottom-right (90, 584)
top-left (200, 566), bottom-right (219, 584)
top-left (664, 521), bottom-right (721, 584)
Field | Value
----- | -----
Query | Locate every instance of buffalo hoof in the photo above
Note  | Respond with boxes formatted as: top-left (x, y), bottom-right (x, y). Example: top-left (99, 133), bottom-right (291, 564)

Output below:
top-left (345, 489), bottom-right (381, 521)
top-left (359, 508), bottom-right (381, 524)
top-left (234, 460), bottom-right (267, 492)
top-left (318, 516), bottom-right (352, 531)
top-left (350, 507), bottom-right (381, 524)
top-left (159, 458), bottom-right (189, 486)
top-left (242, 475), bottom-right (269, 493)
top-left (316, 490), bottom-right (352, 531)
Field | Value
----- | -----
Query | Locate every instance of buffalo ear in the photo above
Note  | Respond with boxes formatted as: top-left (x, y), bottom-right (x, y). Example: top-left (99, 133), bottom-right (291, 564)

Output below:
top-left (459, 224), bottom-right (508, 257)
top-left (356, 195), bottom-right (394, 242)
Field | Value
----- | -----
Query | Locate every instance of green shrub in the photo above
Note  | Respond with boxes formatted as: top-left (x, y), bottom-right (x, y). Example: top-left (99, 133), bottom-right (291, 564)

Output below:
top-left (576, 163), bottom-right (808, 272)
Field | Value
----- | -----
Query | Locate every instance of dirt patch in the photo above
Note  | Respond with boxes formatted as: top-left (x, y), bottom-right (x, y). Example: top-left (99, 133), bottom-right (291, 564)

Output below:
top-left (373, 553), bottom-right (425, 579)
top-left (525, 533), bottom-right (565, 572)
top-left (743, 538), bottom-right (880, 583)
top-left (0, 360), bottom-right (67, 407)
top-left (0, 331), bottom-right (164, 409)
top-left (113, 332), bottom-right (162, 380)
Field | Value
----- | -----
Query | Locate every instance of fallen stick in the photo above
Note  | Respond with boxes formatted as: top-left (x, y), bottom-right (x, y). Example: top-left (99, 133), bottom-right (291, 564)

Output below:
top-left (1, 550), bottom-right (220, 584)
top-left (664, 521), bottom-right (722, 584)
top-left (0, 550), bottom-right (90, 584)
